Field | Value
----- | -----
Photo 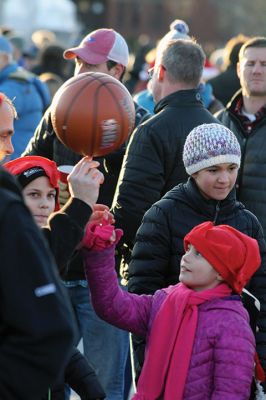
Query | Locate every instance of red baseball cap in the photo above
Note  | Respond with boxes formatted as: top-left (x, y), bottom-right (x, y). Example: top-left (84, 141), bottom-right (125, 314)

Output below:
top-left (64, 28), bottom-right (129, 67)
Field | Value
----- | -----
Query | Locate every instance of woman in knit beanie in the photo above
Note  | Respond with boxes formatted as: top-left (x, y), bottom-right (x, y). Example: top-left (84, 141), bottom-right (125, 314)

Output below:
top-left (182, 123), bottom-right (241, 200)
top-left (115, 122), bottom-right (266, 397)
top-left (80, 218), bottom-right (262, 399)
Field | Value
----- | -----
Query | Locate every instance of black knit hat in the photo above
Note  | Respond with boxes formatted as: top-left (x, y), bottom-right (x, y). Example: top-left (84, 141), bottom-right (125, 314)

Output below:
top-left (17, 167), bottom-right (47, 188)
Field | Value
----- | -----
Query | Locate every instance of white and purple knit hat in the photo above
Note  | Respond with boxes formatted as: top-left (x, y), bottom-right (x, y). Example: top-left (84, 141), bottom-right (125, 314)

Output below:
top-left (183, 123), bottom-right (241, 175)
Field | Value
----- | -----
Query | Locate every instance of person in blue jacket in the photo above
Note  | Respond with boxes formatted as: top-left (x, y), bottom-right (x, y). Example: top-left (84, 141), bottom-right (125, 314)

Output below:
top-left (0, 35), bottom-right (50, 159)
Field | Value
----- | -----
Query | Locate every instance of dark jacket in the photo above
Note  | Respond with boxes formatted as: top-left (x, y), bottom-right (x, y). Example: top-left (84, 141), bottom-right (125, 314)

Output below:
top-left (37, 190), bottom-right (105, 398)
top-left (215, 90), bottom-right (266, 239)
top-left (47, 347), bottom-right (106, 400)
top-left (42, 198), bottom-right (92, 275)
top-left (112, 89), bottom-right (218, 249)
top-left (0, 169), bottom-right (75, 399)
top-left (128, 178), bottom-right (266, 373)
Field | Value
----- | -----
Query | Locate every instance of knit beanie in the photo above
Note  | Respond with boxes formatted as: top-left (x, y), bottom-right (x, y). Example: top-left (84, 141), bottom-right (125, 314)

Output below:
top-left (161, 19), bottom-right (190, 42)
top-left (183, 123), bottom-right (241, 175)
top-left (16, 167), bottom-right (47, 188)
top-left (184, 221), bottom-right (261, 294)
top-left (156, 19), bottom-right (190, 57)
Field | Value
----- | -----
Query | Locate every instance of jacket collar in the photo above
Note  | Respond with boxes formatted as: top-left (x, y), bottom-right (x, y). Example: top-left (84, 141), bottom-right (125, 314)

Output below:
top-left (185, 178), bottom-right (239, 220)
top-left (154, 89), bottom-right (203, 114)
top-left (165, 177), bottom-right (239, 221)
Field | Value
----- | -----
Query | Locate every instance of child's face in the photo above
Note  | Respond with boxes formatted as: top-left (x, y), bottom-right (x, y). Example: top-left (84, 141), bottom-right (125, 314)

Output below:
top-left (179, 244), bottom-right (221, 291)
top-left (192, 163), bottom-right (238, 200)
top-left (23, 176), bottom-right (56, 227)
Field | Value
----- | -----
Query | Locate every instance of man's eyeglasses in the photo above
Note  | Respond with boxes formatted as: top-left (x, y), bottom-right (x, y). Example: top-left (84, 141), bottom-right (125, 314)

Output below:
top-left (148, 67), bottom-right (154, 78)
top-left (148, 65), bottom-right (166, 79)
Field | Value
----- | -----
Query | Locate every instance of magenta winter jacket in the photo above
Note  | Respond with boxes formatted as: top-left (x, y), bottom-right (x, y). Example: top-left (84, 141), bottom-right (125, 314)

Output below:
top-left (83, 246), bottom-right (255, 399)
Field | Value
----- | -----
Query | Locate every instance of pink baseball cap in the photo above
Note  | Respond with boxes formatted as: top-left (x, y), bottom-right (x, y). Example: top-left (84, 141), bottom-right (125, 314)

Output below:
top-left (64, 28), bottom-right (129, 67)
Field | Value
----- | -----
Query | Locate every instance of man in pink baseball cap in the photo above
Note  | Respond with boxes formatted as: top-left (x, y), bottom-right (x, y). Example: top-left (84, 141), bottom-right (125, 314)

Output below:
top-left (23, 27), bottom-right (150, 400)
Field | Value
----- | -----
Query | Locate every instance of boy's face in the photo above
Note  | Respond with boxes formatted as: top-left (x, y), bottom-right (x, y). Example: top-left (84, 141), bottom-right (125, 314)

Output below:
top-left (23, 176), bottom-right (56, 227)
top-left (74, 57), bottom-right (109, 75)
top-left (179, 244), bottom-right (222, 291)
top-left (192, 163), bottom-right (238, 200)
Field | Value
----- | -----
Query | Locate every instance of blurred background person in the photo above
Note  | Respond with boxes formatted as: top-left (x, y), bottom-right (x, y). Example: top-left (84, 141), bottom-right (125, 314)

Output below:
top-left (31, 43), bottom-right (73, 81)
top-left (134, 20), bottom-right (223, 116)
top-left (0, 35), bottom-right (50, 159)
top-left (207, 34), bottom-right (249, 105)
top-left (39, 72), bottom-right (64, 98)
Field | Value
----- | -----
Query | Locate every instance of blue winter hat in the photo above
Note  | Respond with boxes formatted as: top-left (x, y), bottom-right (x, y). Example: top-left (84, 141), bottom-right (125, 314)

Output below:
top-left (0, 35), bottom-right (13, 54)
top-left (183, 123), bottom-right (241, 175)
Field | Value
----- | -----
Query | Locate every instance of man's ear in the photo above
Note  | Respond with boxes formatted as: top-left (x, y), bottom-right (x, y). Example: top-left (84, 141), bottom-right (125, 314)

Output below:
top-left (158, 65), bottom-right (165, 81)
top-left (236, 62), bottom-right (240, 79)
top-left (110, 63), bottom-right (125, 80)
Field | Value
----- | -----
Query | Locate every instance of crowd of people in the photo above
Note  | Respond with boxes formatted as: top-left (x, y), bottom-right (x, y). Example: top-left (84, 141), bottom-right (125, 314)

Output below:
top-left (0, 16), bottom-right (266, 400)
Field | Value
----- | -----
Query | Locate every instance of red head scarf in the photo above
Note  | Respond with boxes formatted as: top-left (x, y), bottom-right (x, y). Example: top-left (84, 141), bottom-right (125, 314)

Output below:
top-left (4, 156), bottom-right (60, 210)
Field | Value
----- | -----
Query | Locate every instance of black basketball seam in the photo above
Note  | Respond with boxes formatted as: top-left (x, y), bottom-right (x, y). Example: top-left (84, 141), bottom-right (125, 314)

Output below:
top-left (91, 83), bottom-right (103, 155)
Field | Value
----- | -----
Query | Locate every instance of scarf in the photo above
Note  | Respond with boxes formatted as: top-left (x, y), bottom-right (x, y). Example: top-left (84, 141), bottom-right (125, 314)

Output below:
top-left (133, 282), bottom-right (232, 400)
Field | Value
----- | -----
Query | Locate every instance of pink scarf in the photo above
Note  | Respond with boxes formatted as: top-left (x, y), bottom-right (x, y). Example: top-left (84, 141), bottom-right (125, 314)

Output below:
top-left (133, 282), bottom-right (232, 400)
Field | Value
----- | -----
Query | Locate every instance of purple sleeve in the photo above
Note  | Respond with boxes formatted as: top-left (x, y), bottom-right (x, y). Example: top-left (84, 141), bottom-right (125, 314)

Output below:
top-left (83, 245), bottom-right (153, 337)
top-left (211, 316), bottom-right (255, 399)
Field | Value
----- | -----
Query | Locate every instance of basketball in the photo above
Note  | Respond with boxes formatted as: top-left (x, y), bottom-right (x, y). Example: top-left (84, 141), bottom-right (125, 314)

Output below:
top-left (50, 72), bottom-right (136, 157)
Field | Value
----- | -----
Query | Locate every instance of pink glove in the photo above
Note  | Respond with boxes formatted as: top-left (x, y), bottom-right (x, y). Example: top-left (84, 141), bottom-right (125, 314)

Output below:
top-left (81, 222), bottom-right (123, 251)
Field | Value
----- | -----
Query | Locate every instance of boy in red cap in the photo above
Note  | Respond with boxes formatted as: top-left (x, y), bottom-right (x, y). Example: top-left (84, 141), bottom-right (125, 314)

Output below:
top-left (80, 220), bottom-right (262, 399)
top-left (4, 155), bottom-right (105, 273)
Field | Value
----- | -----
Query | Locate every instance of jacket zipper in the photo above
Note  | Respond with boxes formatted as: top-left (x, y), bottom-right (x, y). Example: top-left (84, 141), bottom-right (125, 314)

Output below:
top-left (213, 202), bottom-right (220, 225)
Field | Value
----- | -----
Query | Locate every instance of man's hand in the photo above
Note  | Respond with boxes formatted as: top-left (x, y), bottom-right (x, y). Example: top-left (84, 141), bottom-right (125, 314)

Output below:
top-left (67, 157), bottom-right (104, 209)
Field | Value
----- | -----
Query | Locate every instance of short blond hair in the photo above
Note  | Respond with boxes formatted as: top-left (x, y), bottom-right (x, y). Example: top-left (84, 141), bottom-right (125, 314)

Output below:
top-left (0, 92), bottom-right (17, 118)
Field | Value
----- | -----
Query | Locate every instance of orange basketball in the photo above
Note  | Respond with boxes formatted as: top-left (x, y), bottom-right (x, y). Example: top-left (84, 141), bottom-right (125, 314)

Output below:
top-left (50, 72), bottom-right (135, 157)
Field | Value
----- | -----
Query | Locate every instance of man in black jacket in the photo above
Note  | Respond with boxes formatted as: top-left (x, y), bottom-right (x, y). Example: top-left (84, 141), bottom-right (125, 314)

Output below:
top-left (112, 39), bottom-right (218, 270)
top-left (0, 93), bottom-right (75, 399)
top-left (215, 38), bottom-right (266, 381)
top-left (23, 28), bottom-right (149, 400)
top-left (216, 36), bottom-right (266, 241)
top-left (207, 34), bottom-right (248, 106)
